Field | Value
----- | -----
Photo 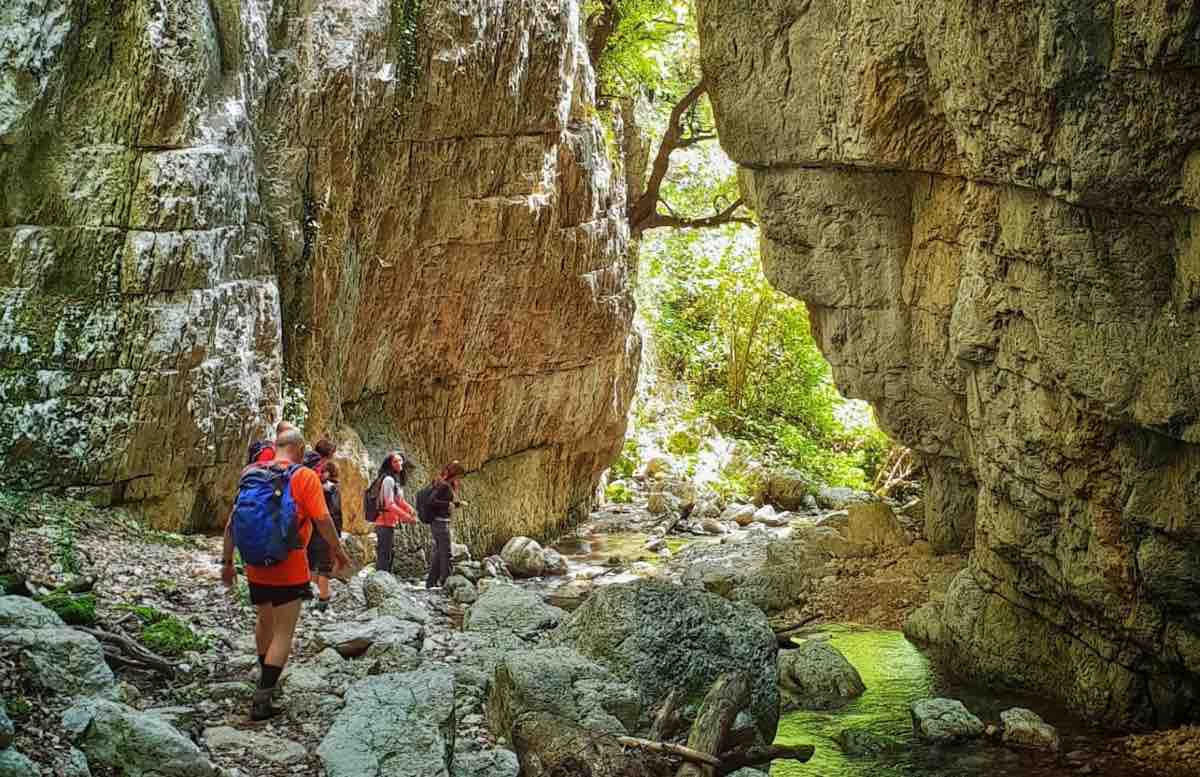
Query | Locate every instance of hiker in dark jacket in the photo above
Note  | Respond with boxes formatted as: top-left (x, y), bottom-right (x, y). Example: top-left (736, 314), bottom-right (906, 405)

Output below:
top-left (426, 461), bottom-right (466, 590)
top-left (307, 461), bottom-right (344, 610)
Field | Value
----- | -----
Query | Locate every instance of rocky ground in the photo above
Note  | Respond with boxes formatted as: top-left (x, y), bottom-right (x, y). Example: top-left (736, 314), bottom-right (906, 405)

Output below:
top-left (3, 477), bottom-right (1197, 777)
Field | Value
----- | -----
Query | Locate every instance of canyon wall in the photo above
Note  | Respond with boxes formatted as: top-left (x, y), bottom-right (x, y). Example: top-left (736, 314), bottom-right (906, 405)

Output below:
top-left (0, 0), bottom-right (637, 555)
top-left (698, 0), bottom-right (1200, 726)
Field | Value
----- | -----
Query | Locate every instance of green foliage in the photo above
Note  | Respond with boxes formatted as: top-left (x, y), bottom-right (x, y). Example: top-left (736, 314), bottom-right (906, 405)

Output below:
top-left (6, 696), bottom-right (32, 719)
top-left (641, 220), bottom-right (885, 490)
top-left (119, 603), bottom-right (167, 625)
top-left (37, 591), bottom-right (96, 626)
top-left (610, 438), bottom-right (641, 480)
top-left (54, 519), bottom-right (81, 575)
top-left (0, 574), bottom-right (21, 594)
top-left (140, 616), bottom-right (208, 657)
top-left (591, 0), bottom-right (683, 98)
top-left (393, 0), bottom-right (424, 99)
top-left (282, 376), bottom-right (309, 431)
top-left (665, 429), bottom-right (700, 456)
top-left (605, 481), bottom-right (635, 503)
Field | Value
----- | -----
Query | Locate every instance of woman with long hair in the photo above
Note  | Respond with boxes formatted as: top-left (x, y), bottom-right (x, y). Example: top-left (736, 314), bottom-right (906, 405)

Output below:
top-left (374, 452), bottom-right (415, 573)
top-left (425, 460), bottom-right (466, 589)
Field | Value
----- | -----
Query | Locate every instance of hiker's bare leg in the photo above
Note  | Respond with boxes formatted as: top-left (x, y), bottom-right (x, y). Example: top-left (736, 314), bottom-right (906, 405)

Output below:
top-left (254, 604), bottom-right (274, 657)
top-left (317, 575), bottom-right (330, 600)
top-left (264, 599), bottom-right (302, 669)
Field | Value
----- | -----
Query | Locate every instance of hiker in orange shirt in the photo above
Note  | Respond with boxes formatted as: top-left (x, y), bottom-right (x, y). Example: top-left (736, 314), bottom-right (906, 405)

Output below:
top-left (221, 427), bottom-right (349, 721)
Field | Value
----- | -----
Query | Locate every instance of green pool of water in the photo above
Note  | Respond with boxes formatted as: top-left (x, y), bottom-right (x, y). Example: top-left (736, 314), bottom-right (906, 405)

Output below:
top-left (772, 626), bottom-right (1129, 777)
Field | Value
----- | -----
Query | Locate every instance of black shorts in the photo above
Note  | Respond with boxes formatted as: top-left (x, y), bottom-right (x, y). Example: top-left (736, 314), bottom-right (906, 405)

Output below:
top-left (247, 582), bottom-right (313, 607)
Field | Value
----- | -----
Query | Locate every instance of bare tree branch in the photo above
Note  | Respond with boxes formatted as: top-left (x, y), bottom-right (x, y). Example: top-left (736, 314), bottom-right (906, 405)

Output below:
top-left (636, 197), bottom-right (755, 234)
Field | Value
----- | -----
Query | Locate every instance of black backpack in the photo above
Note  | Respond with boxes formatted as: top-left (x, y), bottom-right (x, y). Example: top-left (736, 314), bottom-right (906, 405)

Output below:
top-left (364, 476), bottom-right (384, 524)
top-left (415, 484), bottom-right (435, 524)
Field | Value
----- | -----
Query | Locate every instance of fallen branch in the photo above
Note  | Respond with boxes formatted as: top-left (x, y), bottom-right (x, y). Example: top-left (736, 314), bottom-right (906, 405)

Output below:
top-left (614, 735), bottom-right (720, 767)
top-left (715, 744), bottom-right (815, 775)
top-left (77, 626), bottom-right (175, 676)
top-left (775, 614), bottom-right (823, 648)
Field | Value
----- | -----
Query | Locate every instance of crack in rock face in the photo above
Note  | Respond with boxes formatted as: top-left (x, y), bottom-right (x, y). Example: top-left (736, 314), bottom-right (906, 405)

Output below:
top-left (697, 0), bottom-right (1200, 726)
top-left (0, 0), bottom-right (638, 556)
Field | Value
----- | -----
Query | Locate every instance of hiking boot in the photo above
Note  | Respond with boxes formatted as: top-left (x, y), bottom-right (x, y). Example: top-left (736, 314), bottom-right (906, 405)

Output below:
top-left (250, 688), bottom-right (281, 721)
top-left (315, 598), bottom-right (330, 613)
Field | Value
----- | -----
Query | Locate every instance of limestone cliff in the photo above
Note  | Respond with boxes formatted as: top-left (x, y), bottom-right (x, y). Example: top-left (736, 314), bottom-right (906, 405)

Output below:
top-left (0, 0), bottom-right (637, 555)
top-left (698, 0), bottom-right (1200, 726)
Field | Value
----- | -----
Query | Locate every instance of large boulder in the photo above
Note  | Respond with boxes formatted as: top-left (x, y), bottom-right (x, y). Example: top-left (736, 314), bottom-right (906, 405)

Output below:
top-left (846, 502), bottom-right (909, 549)
top-left (510, 712), bottom-right (638, 777)
top-left (542, 548), bottom-right (569, 577)
top-left (721, 504), bottom-right (757, 527)
top-left (500, 537), bottom-right (545, 578)
top-left (63, 699), bottom-right (218, 776)
top-left (0, 750), bottom-right (39, 777)
top-left (791, 524), bottom-right (871, 559)
top-left (452, 748), bottom-right (519, 777)
top-left (314, 616), bottom-right (422, 658)
top-left (464, 582), bottom-right (564, 639)
top-left (1000, 707), bottom-right (1060, 751)
top-left (910, 698), bottom-right (985, 743)
top-left (487, 648), bottom-right (641, 738)
top-left (318, 669), bottom-right (455, 777)
top-left (671, 534), bottom-right (825, 613)
top-left (203, 727), bottom-right (308, 766)
top-left (553, 580), bottom-right (780, 741)
top-left (778, 640), bottom-right (866, 710)
top-left (2, 621), bottom-right (113, 696)
top-left (762, 468), bottom-right (810, 510)
top-left (0, 595), bottom-right (63, 628)
top-left (814, 487), bottom-right (874, 511)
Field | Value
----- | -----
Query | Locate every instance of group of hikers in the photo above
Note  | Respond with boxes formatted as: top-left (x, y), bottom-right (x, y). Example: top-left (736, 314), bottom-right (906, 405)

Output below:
top-left (219, 422), bottom-right (466, 721)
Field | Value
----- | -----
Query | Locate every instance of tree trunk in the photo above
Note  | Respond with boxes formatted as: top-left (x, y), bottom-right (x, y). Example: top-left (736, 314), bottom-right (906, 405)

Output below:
top-left (676, 672), bottom-right (750, 777)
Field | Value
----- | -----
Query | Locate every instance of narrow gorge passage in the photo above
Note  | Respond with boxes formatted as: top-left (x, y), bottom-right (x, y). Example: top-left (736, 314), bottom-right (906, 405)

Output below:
top-left (2, 1), bottom-right (1199, 776)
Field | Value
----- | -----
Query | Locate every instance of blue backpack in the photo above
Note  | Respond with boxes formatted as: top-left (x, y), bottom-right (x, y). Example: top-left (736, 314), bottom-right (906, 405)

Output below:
top-left (231, 464), bottom-right (302, 567)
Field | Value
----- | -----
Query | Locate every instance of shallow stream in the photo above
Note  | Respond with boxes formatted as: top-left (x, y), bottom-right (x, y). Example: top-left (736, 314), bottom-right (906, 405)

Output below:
top-left (773, 626), bottom-right (1132, 777)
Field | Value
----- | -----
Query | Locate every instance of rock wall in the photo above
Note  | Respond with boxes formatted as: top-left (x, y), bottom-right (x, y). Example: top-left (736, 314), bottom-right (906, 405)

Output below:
top-left (698, 0), bottom-right (1200, 726)
top-left (1, 0), bottom-right (637, 554)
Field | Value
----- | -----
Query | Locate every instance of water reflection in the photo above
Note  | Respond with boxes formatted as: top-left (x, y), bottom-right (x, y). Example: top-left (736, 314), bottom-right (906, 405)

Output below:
top-left (773, 626), bottom-right (1128, 777)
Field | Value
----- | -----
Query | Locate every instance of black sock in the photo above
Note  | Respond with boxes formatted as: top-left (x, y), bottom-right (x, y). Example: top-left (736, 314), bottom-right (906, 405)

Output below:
top-left (257, 654), bottom-right (266, 669)
top-left (259, 663), bottom-right (283, 690)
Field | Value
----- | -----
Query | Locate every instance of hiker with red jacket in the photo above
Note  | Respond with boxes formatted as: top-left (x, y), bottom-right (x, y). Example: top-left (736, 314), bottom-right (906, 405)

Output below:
top-left (424, 461), bottom-right (466, 590)
top-left (374, 452), bottom-right (415, 574)
top-left (221, 427), bottom-right (349, 721)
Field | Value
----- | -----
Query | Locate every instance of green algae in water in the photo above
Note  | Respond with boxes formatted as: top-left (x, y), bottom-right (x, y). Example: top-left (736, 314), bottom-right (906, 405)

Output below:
top-left (771, 627), bottom-right (1117, 777)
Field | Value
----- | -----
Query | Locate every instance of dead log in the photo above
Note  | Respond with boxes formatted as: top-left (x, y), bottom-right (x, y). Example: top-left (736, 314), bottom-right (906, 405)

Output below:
top-left (650, 688), bottom-right (685, 741)
top-left (77, 626), bottom-right (175, 676)
top-left (614, 736), bottom-right (720, 767)
top-left (715, 744), bottom-right (815, 775)
top-left (676, 672), bottom-right (750, 777)
top-left (774, 614), bottom-right (823, 648)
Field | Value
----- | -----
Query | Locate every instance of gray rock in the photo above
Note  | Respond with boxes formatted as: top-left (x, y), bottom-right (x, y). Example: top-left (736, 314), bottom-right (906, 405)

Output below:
top-left (1000, 707), bottom-right (1059, 751)
top-left (553, 580), bottom-right (779, 742)
top-left (725, 770), bottom-right (769, 777)
top-left (452, 748), bottom-right (519, 777)
top-left (700, 518), bottom-right (725, 535)
top-left (541, 548), bottom-right (568, 576)
top-left (0, 596), bottom-right (63, 628)
top-left (779, 640), bottom-right (866, 709)
top-left (451, 543), bottom-right (471, 563)
top-left (847, 502), bottom-right (908, 549)
top-left (481, 556), bottom-right (512, 579)
top-left (763, 468), bottom-right (811, 511)
top-left (721, 504), bottom-right (756, 527)
top-left (791, 524), bottom-right (871, 559)
top-left (464, 582), bottom-right (564, 639)
top-left (61, 748), bottom-right (90, 777)
top-left (646, 491), bottom-right (679, 516)
top-left (365, 642), bottom-right (423, 675)
top-left (910, 698), bottom-right (985, 743)
top-left (670, 534), bottom-right (825, 613)
top-left (1, 626), bottom-right (113, 696)
top-left (361, 572), bottom-right (429, 625)
top-left (815, 510), bottom-right (850, 535)
top-left (0, 750), bottom-right (39, 776)
top-left (318, 669), bottom-right (455, 777)
top-left (204, 726), bottom-right (307, 765)
top-left (500, 537), bottom-right (546, 578)
top-left (373, 595), bottom-right (430, 626)
top-left (801, 494), bottom-right (819, 511)
top-left (143, 707), bottom-right (199, 735)
top-left (488, 647), bottom-right (641, 737)
top-left (815, 487), bottom-right (875, 510)
top-left (453, 561), bottom-right (484, 582)
top-left (206, 681), bottom-right (253, 703)
top-left (445, 575), bottom-right (478, 605)
top-left (835, 728), bottom-right (902, 755)
top-left (315, 616), bottom-right (422, 658)
top-left (0, 704), bottom-right (11, 749)
top-left (63, 699), bottom-right (217, 776)
top-left (903, 602), bottom-right (946, 645)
